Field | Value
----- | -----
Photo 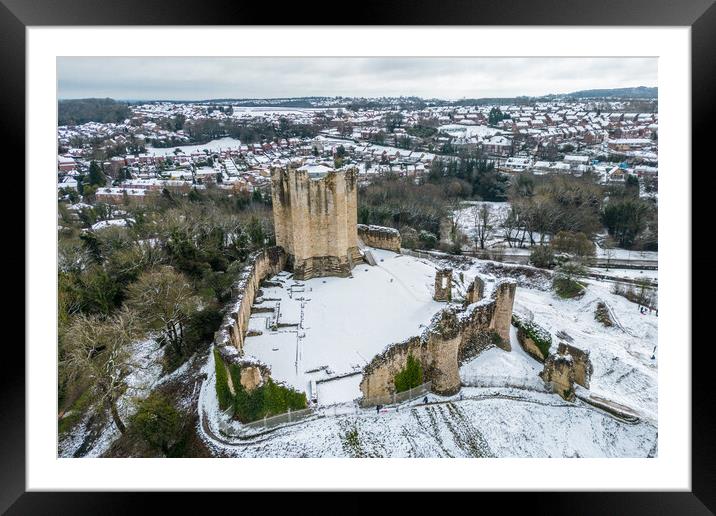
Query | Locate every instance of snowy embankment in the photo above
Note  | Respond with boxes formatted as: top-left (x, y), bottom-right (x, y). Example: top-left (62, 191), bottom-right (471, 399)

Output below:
top-left (58, 338), bottom-right (164, 458)
top-left (199, 387), bottom-right (655, 458)
top-left (456, 258), bottom-right (657, 422)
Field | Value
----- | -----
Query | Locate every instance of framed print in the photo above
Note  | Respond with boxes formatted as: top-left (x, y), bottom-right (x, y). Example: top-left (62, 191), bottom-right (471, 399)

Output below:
top-left (5, 0), bottom-right (715, 511)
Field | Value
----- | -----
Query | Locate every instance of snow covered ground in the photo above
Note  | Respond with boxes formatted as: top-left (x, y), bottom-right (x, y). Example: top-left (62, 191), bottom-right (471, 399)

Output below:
top-left (90, 218), bottom-right (135, 231)
top-left (58, 338), bottom-right (165, 458)
top-left (459, 326), bottom-right (543, 388)
top-left (147, 137), bottom-right (242, 156)
top-left (454, 201), bottom-right (659, 265)
top-left (589, 267), bottom-right (658, 281)
top-left (454, 261), bottom-right (658, 422)
top-left (199, 251), bottom-right (657, 458)
top-left (201, 387), bottom-right (656, 458)
top-left (242, 248), bottom-right (444, 404)
top-left (438, 124), bottom-right (505, 140)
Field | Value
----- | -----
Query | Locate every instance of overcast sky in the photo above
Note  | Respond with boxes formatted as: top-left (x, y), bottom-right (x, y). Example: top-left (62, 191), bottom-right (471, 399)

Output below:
top-left (57, 57), bottom-right (657, 101)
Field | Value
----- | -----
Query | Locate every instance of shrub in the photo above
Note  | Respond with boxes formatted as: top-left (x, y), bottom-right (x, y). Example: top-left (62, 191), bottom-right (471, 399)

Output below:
top-left (58, 388), bottom-right (94, 436)
top-left (594, 302), bottom-right (613, 327)
top-left (551, 231), bottom-right (596, 259)
top-left (553, 276), bottom-right (585, 299)
top-left (184, 306), bottom-right (223, 353)
top-left (129, 392), bottom-right (183, 455)
top-left (611, 281), bottom-right (655, 307)
top-left (530, 245), bottom-right (555, 269)
top-left (553, 262), bottom-right (586, 299)
top-left (399, 226), bottom-right (419, 249)
top-left (394, 353), bottom-right (424, 393)
top-left (418, 230), bottom-right (437, 250)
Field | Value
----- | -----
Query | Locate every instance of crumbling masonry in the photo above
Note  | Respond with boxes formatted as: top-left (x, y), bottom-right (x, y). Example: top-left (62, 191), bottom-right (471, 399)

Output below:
top-left (434, 268), bottom-right (453, 302)
top-left (270, 164), bottom-right (362, 280)
top-left (360, 279), bottom-right (517, 401)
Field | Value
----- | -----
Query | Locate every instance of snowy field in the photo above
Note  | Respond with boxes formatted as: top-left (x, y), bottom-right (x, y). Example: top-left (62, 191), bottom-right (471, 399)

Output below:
top-left (147, 137), bottom-right (242, 156)
top-left (438, 124), bottom-right (505, 140)
top-left (589, 267), bottom-right (658, 281)
top-left (231, 107), bottom-right (325, 116)
top-left (242, 248), bottom-right (444, 404)
top-left (455, 201), bottom-right (659, 264)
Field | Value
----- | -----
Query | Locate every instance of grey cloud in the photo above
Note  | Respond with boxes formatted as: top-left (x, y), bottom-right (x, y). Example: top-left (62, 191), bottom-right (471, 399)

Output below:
top-left (57, 57), bottom-right (657, 100)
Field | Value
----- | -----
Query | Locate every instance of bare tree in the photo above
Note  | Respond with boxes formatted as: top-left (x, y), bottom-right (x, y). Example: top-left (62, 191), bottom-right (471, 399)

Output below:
top-left (126, 266), bottom-right (199, 358)
top-left (602, 235), bottom-right (617, 270)
top-left (471, 204), bottom-right (494, 251)
top-left (63, 308), bottom-right (140, 433)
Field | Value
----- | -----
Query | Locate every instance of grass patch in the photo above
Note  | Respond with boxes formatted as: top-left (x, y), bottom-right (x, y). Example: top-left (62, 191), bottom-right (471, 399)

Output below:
top-left (228, 362), bottom-right (306, 423)
top-left (553, 277), bottom-right (585, 299)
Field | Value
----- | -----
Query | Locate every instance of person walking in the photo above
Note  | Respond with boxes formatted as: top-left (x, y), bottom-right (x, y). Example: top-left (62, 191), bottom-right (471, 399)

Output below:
top-left (423, 396), bottom-right (428, 404)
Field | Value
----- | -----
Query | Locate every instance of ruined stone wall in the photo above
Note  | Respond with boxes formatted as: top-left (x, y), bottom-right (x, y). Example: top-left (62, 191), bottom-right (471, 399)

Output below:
top-left (464, 276), bottom-right (485, 305)
top-left (517, 331), bottom-right (547, 362)
top-left (512, 314), bottom-right (552, 363)
top-left (357, 224), bottom-right (401, 253)
top-left (557, 343), bottom-right (593, 389)
top-left (539, 342), bottom-right (594, 399)
top-left (539, 354), bottom-right (576, 401)
top-left (215, 344), bottom-right (272, 393)
top-left (489, 279), bottom-right (517, 349)
top-left (215, 247), bottom-right (287, 355)
top-left (360, 279), bottom-right (514, 400)
top-left (211, 247), bottom-right (287, 391)
top-left (271, 165), bottom-right (359, 279)
top-left (434, 268), bottom-right (453, 302)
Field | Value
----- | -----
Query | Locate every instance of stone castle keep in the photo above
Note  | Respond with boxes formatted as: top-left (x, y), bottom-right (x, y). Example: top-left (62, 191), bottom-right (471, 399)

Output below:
top-left (217, 161), bottom-right (591, 407)
top-left (270, 164), bottom-right (362, 280)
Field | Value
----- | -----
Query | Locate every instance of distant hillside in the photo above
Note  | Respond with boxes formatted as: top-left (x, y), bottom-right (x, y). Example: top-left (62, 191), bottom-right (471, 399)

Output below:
top-left (562, 86), bottom-right (657, 99)
top-left (58, 98), bottom-right (131, 126)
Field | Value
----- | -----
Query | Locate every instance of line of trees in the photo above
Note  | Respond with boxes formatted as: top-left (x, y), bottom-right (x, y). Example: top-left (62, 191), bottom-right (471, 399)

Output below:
top-left (58, 187), bottom-right (274, 441)
top-left (59, 98), bottom-right (132, 126)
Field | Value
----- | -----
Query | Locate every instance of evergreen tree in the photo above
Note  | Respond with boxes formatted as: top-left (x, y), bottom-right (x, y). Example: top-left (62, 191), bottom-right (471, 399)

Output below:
top-left (88, 160), bottom-right (106, 187)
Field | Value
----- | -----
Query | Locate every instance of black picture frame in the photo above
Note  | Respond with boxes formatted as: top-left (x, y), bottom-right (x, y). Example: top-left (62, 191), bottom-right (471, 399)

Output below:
top-left (4, 0), bottom-right (714, 511)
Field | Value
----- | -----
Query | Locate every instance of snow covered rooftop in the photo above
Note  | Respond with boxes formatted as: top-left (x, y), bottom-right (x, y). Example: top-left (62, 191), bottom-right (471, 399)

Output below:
top-left (296, 163), bottom-right (334, 177)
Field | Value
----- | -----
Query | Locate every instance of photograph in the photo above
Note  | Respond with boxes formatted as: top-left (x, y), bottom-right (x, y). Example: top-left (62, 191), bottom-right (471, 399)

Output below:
top-left (55, 56), bottom-right (661, 459)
